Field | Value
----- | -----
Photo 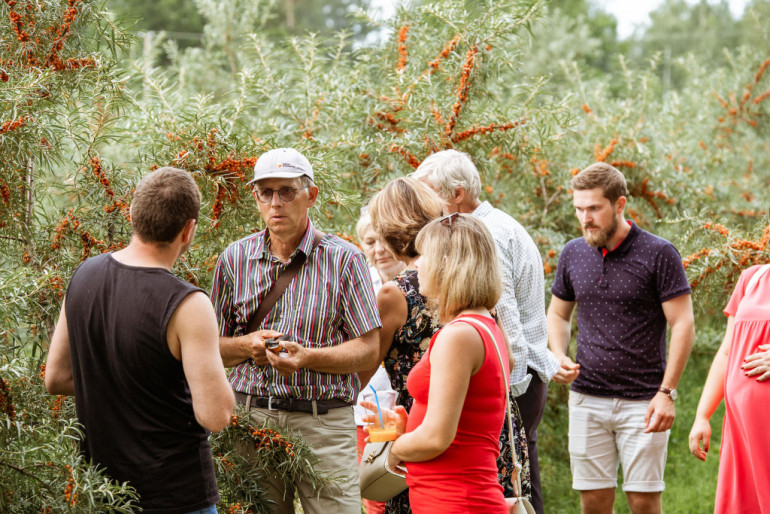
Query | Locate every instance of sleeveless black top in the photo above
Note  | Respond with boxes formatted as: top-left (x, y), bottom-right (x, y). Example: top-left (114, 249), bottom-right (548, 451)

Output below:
top-left (65, 253), bottom-right (218, 513)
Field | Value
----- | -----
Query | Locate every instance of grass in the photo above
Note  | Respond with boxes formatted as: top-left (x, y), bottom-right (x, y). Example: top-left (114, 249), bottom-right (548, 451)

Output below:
top-left (539, 350), bottom-right (725, 513)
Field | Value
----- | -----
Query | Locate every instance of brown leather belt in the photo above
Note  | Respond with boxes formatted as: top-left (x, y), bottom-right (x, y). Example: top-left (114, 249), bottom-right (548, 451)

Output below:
top-left (234, 391), bottom-right (351, 415)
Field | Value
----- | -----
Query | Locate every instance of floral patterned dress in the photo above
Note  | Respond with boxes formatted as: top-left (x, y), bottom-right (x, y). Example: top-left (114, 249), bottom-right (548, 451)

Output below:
top-left (383, 270), bottom-right (440, 514)
top-left (382, 270), bottom-right (530, 512)
top-left (498, 394), bottom-right (531, 501)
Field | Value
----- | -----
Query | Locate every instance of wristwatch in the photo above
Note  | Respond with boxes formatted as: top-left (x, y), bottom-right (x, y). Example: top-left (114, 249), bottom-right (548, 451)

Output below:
top-left (658, 386), bottom-right (678, 401)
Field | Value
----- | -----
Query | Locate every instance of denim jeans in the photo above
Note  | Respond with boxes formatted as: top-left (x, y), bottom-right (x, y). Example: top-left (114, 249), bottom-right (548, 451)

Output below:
top-left (184, 505), bottom-right (217, 514)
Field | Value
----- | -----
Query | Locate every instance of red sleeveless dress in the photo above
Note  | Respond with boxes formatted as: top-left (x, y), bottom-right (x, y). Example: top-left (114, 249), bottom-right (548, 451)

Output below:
top-left (404, 314), bottom-right (509, 513)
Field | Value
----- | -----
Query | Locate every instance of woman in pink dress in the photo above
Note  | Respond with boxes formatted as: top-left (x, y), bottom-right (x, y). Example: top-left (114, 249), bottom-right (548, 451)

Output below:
top-left (383, 213), bottom-right (515, 513)
top-left (689, 264), bottom-right (770, 513)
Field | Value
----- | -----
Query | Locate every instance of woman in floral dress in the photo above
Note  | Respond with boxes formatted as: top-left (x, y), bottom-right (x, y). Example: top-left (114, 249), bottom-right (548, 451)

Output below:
top-left (358, 177), bottom-right (443, 514)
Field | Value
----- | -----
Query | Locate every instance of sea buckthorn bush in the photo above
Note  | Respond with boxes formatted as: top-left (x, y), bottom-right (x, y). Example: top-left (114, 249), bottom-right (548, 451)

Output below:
top-left (0, 362), bottom-right (140, 511)
top-left (2, 0), bottom-right (770, 509)
top-left (211, 412), bottom-right (336, 513)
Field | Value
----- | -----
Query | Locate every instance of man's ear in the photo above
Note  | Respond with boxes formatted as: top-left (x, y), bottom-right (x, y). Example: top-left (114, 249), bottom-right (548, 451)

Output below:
top-left (181, 218), bottom-right (196, 243)
top-left (306, 185), bottom-right (320, 208)
top-left (445, 187), bottom-right (464, 208)
top-left (616, 196), bottom-right (627, 214)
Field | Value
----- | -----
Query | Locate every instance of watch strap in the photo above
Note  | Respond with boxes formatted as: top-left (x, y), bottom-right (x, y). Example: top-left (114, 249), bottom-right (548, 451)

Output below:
top-left (658, 386), bottom-right (677, 400)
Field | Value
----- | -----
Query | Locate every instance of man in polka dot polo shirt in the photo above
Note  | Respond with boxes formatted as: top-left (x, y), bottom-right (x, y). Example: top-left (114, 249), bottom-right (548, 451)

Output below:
top-left (547, 162), bottom-right (694, 514)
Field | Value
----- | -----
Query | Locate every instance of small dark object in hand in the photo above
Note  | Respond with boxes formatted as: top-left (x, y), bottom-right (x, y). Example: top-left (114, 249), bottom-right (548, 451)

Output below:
top-left (264, 337), bottom-right (281, 350)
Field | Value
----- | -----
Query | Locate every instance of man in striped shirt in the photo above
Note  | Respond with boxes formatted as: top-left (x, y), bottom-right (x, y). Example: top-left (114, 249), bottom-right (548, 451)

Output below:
top-left (413, 149), bottom-right (558, 514)
top-left (211, 148), bottom-right (382, 514)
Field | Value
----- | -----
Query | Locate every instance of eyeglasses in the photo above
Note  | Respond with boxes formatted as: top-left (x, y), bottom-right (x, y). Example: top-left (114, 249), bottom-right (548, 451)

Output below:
top-left (439, 212), bottom-right (461, 229)
top-left (253, 186), bottom-right (310, 204)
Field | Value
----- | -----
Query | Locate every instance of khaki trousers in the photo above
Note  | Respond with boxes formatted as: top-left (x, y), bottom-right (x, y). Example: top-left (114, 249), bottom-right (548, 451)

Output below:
top-left (237, 404), bottom-right (360, 514)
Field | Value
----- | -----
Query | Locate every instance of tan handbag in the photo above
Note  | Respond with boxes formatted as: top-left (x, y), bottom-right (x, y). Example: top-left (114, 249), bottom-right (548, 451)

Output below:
top-left (359, 439), bottom-right (407, 502)
top-left (458, 317), bottom-right (536, 514)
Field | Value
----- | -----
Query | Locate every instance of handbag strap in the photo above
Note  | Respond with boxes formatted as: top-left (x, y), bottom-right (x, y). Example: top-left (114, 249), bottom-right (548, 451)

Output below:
top-left (745, 264), bottom-right (770, 297)
top-left (452, 316), bottom-right (524, 497)
top-left (245, 231), bottom-right (324, 334)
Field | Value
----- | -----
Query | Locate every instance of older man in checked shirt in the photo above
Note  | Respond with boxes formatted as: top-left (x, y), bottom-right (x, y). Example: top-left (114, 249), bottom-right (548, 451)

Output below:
top-left (412, 149), bottom-right (558, 514)
top-left (211, 148), bottom-right (381, 514)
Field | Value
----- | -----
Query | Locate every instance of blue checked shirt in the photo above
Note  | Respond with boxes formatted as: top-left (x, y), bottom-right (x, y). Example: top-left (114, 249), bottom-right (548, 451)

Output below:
top-left (473, 201), bottom-right (559, 396)
top-left (210, 219), bottom-right (382, 403)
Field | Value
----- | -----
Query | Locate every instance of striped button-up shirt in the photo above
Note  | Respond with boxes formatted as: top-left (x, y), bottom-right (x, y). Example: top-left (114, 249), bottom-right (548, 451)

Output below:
top-left (473, 201), bottom-right (560, 396)
top-left (210, 220), bottom-right (382, 403)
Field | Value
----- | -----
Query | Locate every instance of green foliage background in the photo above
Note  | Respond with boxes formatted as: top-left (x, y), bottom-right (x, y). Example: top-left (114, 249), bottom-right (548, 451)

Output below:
top-left (1, 0), bottom-right (769, 511)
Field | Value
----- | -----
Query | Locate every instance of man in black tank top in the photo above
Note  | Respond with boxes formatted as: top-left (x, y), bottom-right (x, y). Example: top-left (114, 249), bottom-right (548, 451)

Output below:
top-left (45, 167), bottom-right (234, 514)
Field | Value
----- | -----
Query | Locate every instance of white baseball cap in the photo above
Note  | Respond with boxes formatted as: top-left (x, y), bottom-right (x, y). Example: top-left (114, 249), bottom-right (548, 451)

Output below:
top-left (247, 148), bottom-right (314, 186)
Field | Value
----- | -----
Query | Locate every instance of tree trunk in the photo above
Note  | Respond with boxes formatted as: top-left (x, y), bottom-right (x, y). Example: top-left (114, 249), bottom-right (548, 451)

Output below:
top-left (24, 158), bottom-right (34, 255)
top-left (286, 0), bottom-right (295, 31)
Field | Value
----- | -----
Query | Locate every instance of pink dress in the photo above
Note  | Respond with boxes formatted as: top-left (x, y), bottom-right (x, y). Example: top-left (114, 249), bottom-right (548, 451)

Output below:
top-left (718, 265), bottom-right (770, 513)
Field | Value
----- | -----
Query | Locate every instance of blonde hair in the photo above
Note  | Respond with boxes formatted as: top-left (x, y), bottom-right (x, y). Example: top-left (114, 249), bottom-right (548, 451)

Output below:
top-left (355, 211), bottom-right (372, 243)
top-left (415, 214), bottom-right (501, 322)
top-left (368, 177), bottom-right (444, 259)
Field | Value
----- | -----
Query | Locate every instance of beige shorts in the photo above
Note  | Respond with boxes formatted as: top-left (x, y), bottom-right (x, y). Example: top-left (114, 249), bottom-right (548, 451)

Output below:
top-left (568, 391), bottom-right (669, 493)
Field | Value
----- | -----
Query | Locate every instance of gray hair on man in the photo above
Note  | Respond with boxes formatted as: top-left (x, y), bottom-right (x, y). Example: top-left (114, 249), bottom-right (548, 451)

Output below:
top-left (411, 149), bottom-right (482, 200)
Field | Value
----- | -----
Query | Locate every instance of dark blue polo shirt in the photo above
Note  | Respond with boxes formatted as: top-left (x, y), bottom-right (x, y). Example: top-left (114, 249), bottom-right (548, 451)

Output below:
top-left (551, 223), bottom-right (691, 399)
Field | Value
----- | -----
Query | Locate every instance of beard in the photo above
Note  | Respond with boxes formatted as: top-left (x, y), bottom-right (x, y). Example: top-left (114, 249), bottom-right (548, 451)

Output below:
top-left (582, 217), bottom-right (618, 248)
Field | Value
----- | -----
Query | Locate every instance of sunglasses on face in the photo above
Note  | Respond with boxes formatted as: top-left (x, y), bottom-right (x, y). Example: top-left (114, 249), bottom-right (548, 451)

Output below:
top-left (253, 186), bottom-right (310, 203)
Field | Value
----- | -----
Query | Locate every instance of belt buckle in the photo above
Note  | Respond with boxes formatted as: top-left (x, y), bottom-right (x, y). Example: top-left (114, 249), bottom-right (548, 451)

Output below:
top-left (267, 396), bottom-right (277, 411)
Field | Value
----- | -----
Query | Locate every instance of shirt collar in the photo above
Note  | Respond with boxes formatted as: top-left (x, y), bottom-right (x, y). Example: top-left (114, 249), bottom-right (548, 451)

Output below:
top-left (258, 218), bottom-right (319, 262)
top-left (296, 218), bottom-right (319, 256)
top-left (472, 200), bottom-right (493, 217)
top-left (600, 221), bottom-right (637, 257)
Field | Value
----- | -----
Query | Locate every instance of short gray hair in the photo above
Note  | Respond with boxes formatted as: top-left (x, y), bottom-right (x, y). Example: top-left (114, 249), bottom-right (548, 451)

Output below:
top-left (411, 149), bottom-right (481, 200)
top-left (299, 175), bottom-right (315, 188)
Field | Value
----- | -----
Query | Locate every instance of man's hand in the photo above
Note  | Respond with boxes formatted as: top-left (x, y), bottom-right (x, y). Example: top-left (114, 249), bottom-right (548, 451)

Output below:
top-left (243, 330), bottom-right (284, 366)
top-left (220, 329), bottom-right (283, 367)
top-left (742, 343), bottom-right (770, 381)
top-left (264, 340), bottom-right (306, 376)
top-left (644, 392), bottom-right (675, 433)
top-left (688, 416), bottom-right (711, 461)
top-left (552, 355), bottom-right (580, 384)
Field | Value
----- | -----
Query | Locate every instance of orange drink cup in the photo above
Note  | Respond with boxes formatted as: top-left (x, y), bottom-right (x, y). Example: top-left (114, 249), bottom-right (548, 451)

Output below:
top-left (361, 390), bottom-right (398, 442)
top-left (368, 426), bottom-right (398, 442)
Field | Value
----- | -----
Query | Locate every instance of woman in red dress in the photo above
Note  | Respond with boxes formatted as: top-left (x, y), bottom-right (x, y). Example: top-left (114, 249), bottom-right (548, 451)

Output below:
top-left (689, 264), bottom-right (770, 513)
top-left (386, 213), bottom-right (515, 513)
